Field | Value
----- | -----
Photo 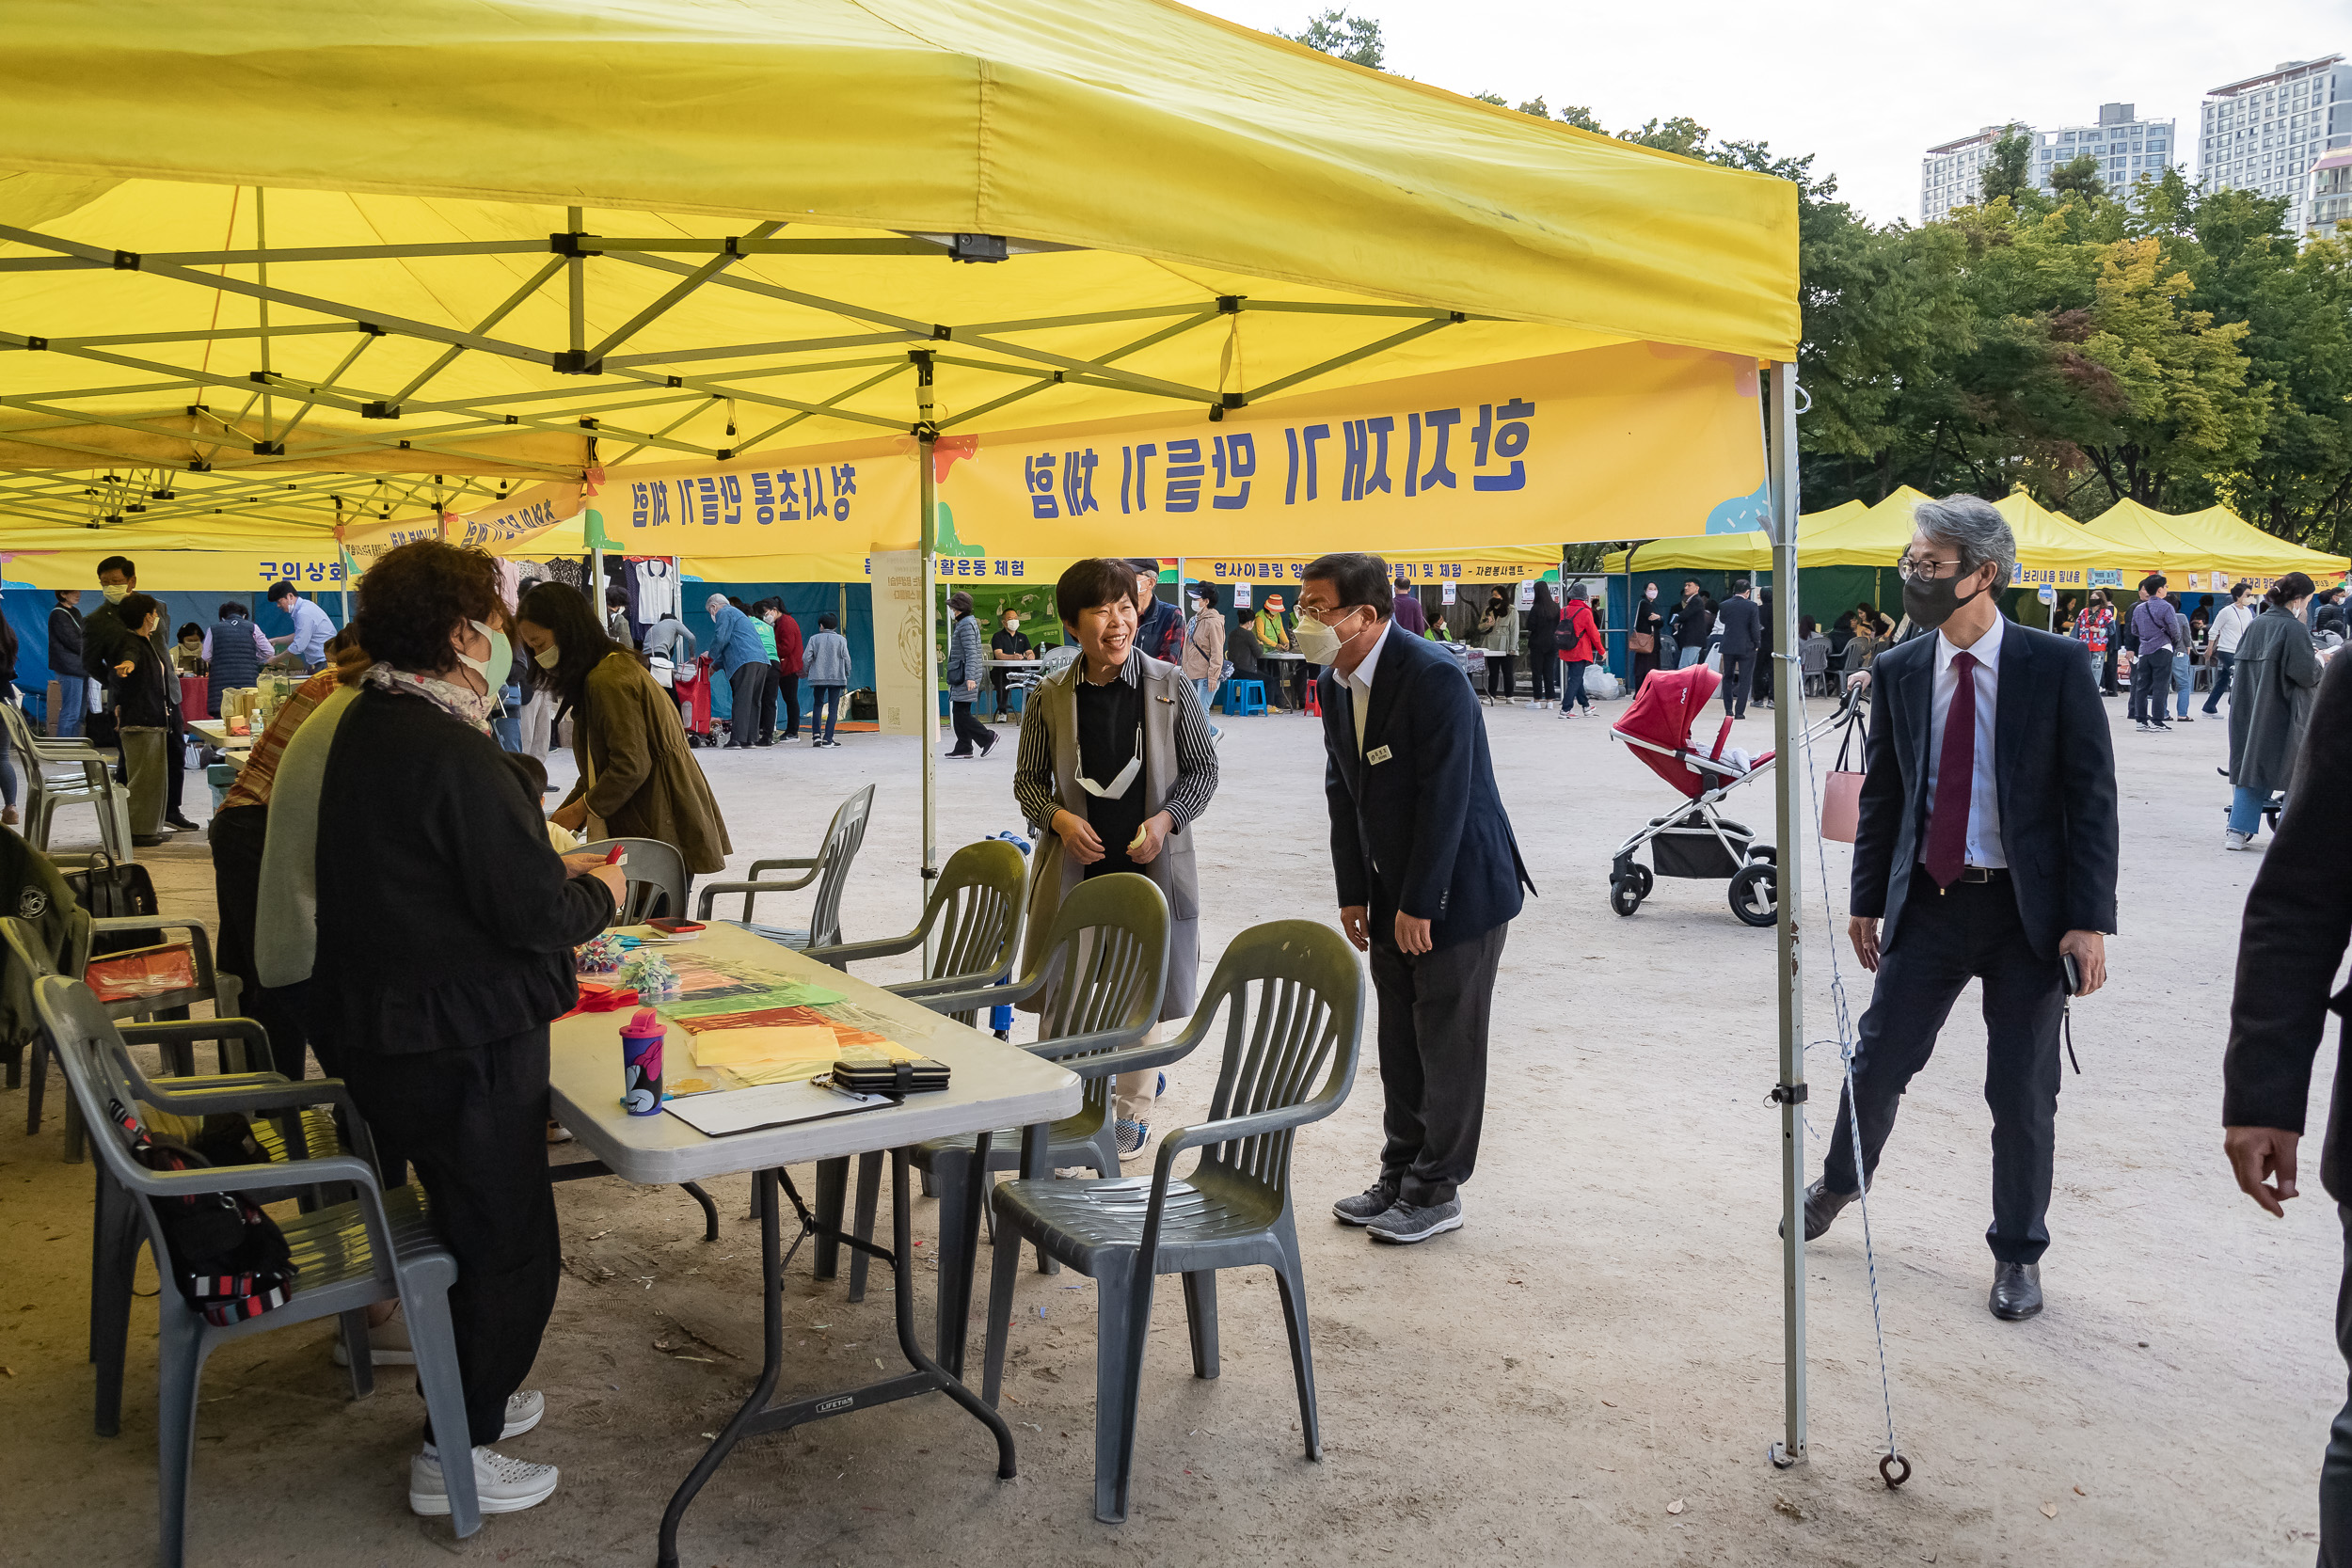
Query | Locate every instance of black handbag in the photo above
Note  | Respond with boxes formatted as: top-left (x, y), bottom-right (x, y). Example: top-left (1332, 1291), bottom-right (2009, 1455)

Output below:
top-left (62, 851), bottom-right (159, 957)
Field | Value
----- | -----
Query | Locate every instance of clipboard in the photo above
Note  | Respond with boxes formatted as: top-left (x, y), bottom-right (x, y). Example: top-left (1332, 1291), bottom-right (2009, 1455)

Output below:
top-left (662, 1077), bottom-right (894, 1138)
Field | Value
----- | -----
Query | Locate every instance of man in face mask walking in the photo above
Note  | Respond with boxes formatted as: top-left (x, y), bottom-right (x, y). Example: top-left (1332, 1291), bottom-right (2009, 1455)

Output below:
top-left (83, 554), bottom-right (199, 833)
top-left (1304, 552), bottom-right (1534, 1245)
top-left (1790, 497), bottom-right (2118, 1322)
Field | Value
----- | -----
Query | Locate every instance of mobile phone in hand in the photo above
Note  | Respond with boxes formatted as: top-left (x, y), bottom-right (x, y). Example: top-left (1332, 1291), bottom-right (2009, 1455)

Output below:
top-left (2061, 953), bottom-right (2083, 996)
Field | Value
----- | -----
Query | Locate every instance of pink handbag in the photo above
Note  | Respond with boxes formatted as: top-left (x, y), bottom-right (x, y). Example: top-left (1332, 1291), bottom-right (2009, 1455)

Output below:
top-left (1820, 705), bottom-right (1867, 844)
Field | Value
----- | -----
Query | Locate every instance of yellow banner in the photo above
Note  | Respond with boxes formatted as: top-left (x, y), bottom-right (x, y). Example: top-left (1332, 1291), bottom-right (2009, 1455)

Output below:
top-left (602, 454), bottom-right (918, 558)
top-left (1, 547), bottom-right (347, 592)
top-left (1193, 550), bottom-right (1559, 586)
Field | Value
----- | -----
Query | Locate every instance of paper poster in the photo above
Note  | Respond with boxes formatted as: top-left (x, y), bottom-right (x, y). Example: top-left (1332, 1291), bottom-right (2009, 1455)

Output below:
top-left (869, 548), bottom-right (937, 736)
top-left (1516, 579), bottom-right (1535, 610)
top-left (1441, 582), bottom-right (1457, 605)
top-left (1233, 581), bottom-right (1251, 610)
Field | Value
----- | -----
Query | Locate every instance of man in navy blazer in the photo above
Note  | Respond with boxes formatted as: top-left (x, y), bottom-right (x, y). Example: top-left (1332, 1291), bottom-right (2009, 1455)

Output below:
top-left (1715, 578), bottom-right (1764, 719)
top-left (1797, 497), bottom-right (2118, 1322)
top-left (1302, 553), bottom-right (1534, 1245)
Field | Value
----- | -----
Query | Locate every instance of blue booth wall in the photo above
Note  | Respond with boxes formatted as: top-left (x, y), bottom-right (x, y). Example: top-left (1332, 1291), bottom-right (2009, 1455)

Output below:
top-left (680, 581), bottom-right (874, 721)
top-left (0, 587), bottom-right (346, 723)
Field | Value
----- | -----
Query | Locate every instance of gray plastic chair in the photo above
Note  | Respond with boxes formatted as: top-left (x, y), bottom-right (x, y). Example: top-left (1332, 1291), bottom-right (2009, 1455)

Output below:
top-left (0, 699), bottom-right (131, 860)
top-left (693, 783), bottom-right (874, 949)
top-left (35, 974), bottom-right (483, 1564)
top-left (904, 872), bottom-right (1170, 1373)
top-left (577, 835), bottom-right (689, 924)
top-left (979, 919), bottom-right (1364, 1524)
top-left (800, 838), bottom-right (1028, 1305)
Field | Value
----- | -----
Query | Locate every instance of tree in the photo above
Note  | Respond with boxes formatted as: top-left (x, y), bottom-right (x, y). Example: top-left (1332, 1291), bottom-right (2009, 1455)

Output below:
top-left (1618, 116), bottom-right (1711, 159)
top-left (1277, 8), bottom-right (1384, 70)
top-left (1980, 124), bottom-right (2032, 204)
top-left (1555, 104), bottom-right (1603, 132)
top-left (1515, 96), bottom-right (1550, 119)
top-left (2049, 154), bottom-right (2105, 204)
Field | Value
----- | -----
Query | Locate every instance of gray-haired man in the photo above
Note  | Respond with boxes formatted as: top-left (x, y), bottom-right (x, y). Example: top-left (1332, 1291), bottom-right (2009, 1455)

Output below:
top-left (1792, 496), bottom-right (2119, 1322)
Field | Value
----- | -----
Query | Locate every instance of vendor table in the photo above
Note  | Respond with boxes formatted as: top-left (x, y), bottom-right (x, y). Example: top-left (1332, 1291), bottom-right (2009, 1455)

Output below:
top-left (979, 656), bottom-right (1041, 719)
top-left (548, 922), bottom-right (1079, 1568)
top-left (185, 718), bottom-right (254, 753)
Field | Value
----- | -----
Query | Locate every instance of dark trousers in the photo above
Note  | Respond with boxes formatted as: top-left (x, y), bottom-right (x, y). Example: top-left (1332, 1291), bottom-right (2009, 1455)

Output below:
top-left (810, 684), bottom-right (844, 744)
top-left (947, 700), bottom-right (995, 756)
top-left (1754, 648), bottom-right (1774, 702)
top-left (1632, 651), bottom-right (1660, 691)
top-left (2128, 644), bottom-right (2174, 723)
top-left (338, 1030), bottom-right (563, 1449)
top-left (1484, 654), bottom-right (1516, 700)
top-left (1530, 642), bottom-right (1560, 701)
top-left (757, 661), bottom-right (781, 742)
top-left (1720, 651), bottom-right (1756, 717)
top-left (725, 663), bottom-right (768, 747)
top-left (2203, 648), bottom-right (2236, 714)
top-left (1367, 919), bottom-right (1507, 1208)
top-left (1561, 660), bottom-right (1591, 712)
top-left (2326, 1203), bottom-right (2352, 1565)
top-left (777, 671), bottom-right (801, 738)
top-left (1822, 877), bottom-right (2065, 1263)
top-left (204, 804), bottom-right (311, 1078)
top-left (2100, 644), bottom-right (2121, 695)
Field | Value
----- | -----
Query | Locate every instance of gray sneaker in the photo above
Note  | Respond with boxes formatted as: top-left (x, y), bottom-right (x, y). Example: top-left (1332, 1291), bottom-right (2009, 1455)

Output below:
top-left (1331, 1184), bottom-right (1396, 1226)
top-left (1364, 1197), bottom-right (1463, 1244)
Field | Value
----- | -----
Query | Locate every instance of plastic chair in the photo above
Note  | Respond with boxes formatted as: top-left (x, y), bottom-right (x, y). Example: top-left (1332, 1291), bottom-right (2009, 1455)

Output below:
top-left (801, 839), bottom-right (1028, 1305)
top-left (905, 872), bottom-right (1170, 1374)
top-left (980, 919), bottom-right (1364, 1524)
top-left (0, 700), bottom-right (131, 860)
top-left (1222, 678), bottom-right (1266, 717)
top-left (35, 974), bottom-right (482, 1563)
top-left (576, 836), bottom-right (689, 924)
top-left (694, 783), bottom-right (875, 949)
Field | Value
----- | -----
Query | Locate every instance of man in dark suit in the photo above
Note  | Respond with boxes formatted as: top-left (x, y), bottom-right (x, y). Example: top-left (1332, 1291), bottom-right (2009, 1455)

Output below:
top-left (1301, 552), bottom-right (1534, 1245)
top-left (1715, 578), bottom-right (1763, 718)
top-left (1797, 497), bottom-right (2118, 1321)
top-left (1672, 578), bottom-right (1714, 669)
top-left (2223, 652), bottom-right (2352, 1558)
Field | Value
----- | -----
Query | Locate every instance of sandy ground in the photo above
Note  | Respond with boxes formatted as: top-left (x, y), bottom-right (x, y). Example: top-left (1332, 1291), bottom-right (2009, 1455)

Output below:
top-left (0, 679), bottom-right (2337, 1568)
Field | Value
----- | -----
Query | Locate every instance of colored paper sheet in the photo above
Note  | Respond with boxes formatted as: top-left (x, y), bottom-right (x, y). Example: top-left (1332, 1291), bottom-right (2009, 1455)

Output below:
top-left (691, 1026), bottom-right (839, 1069)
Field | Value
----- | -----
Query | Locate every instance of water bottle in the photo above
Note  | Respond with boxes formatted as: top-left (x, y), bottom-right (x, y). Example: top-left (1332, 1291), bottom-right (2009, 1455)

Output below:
top-left (621, 1006), bottom-right (664, 1115)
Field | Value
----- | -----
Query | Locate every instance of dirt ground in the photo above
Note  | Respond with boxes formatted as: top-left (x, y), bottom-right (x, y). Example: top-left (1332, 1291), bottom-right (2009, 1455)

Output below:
top-left (0, 679), bottom-right (2335, 1567)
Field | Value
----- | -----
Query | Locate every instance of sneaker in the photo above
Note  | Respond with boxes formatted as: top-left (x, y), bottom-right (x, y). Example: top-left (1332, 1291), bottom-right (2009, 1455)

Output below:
top-left (1331, 1183), bottom-right (1397, 1226)
top-left (1363, 1197), bottom-right (1463, 1244)
top-left (2135, 721), bottom-right (2153, 732)
top-left (2223, 830), bottom-right (2257, 851)
top-left (978, 733), bottom-right (999, 759)
top-left (2152, 721), bottom-right (2172, 733)
top-left (1115, 1118), bottom-right (1150, 1162)
top-left (501, 1389), bottom-right (544, 1439)
top-left (409, 1443), bottom-right (560, 1517)
top-left (945, 750), bottom-right (975, 761)
top-left (330, 1304), bottom-right (416, 1368)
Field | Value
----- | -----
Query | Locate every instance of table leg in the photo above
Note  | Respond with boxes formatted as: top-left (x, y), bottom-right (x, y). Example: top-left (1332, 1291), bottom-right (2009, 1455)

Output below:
top-left (652, 1158), bottom-right (1016, 1568)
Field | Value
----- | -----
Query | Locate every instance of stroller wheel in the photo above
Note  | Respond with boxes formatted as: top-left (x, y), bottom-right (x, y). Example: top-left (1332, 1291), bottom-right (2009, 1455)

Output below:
top-left (1609, 863), bottom-right (1653, 917)
top-left (1748, 845), bottom-right (1777, 864)
top-left (1728, 862), bottom-right (1777, 927)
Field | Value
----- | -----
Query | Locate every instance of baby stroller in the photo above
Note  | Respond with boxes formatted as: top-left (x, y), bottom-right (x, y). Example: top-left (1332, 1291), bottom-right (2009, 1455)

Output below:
top-left (673, 653), bottom-right (718, 748)
top-left (1605, 664), bottom-right (1820, 927)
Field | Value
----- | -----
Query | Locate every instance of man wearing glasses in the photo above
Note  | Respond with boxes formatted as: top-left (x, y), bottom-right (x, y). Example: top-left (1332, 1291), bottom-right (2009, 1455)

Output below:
top-left (1301, 552), bottom-right (1533, 1245)
top-left (1792, 497), bottom-right (2118, 1321)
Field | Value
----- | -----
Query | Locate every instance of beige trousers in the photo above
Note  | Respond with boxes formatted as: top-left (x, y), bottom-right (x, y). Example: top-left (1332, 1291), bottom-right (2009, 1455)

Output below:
top-left (119, 726), bottom-right (166, 837)
top-left (1114, 1021), bottom-right (1177, 1126)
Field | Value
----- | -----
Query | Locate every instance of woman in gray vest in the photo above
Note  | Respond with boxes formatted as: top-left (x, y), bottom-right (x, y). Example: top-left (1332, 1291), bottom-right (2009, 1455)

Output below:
top-left (205, 600), bottom-right (271, 716)
top-left (1011, 558), bottom-right (1220, 1162)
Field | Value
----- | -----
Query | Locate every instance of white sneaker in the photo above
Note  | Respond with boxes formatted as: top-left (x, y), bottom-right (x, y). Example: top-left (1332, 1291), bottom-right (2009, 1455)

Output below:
top-left (501, 1389), bottom-right (545, 1439)
top-left (2223, 830), bottom-right (2257, 851)
top-left (410, 1443), bottom-right (560, 1516)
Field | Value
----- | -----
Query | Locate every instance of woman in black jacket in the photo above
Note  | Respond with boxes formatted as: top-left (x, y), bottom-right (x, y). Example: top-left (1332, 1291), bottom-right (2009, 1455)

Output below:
top-left (46, 590), bottom-right (84, 739)
top-left (1629, 581), bottom-right (1667, 692)
top-left (1525, 581), bottom-right (1562, 706)
top-left (308, 540), bottom-right (624, 1519)
top-left (103, 593), bottom-right (174, 844)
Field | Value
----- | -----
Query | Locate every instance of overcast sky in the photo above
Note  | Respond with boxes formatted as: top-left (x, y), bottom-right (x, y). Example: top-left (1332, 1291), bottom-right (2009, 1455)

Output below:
top-left (1189, 0), bottom-right (2347, 225)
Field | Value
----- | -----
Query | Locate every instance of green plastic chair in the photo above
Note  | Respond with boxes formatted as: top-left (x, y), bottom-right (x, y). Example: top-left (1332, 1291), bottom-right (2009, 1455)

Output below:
top-left (907, 871), bottom-right (1171, 1374)
top-left (35, 974), bottom-right (482, 1564)
top-left (576, 835), bottom-right (689, 925)
top-left (978, 919), bottom-right (1363, 1524)
top-left (800, 838), bottom-right (1028, 1303)
top-left (693, 783), bottom-right (873, 948)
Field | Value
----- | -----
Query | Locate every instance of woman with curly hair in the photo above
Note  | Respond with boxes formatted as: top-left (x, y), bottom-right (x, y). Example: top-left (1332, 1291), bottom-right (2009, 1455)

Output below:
top-left (513, 580), bottom-right (730, 883)
top-left (293, 540), bottom-right (625, 1519)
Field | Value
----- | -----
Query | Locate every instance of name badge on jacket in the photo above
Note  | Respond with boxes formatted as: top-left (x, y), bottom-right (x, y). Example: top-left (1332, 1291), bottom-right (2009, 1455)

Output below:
top-left (1366, 745), bottom-right (1393, 766)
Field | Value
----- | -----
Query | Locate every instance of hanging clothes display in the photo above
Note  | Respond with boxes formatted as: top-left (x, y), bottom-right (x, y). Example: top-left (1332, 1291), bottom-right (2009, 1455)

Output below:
top-left (631, 558), bottom-right (681, 625)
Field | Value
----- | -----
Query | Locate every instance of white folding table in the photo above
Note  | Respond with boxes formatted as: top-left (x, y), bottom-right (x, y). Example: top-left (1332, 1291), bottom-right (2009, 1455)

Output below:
top-left (548, 923), bottom-right (1079, 1568)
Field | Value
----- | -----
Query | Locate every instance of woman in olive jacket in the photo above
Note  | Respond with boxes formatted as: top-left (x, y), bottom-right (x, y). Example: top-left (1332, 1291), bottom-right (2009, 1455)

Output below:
top-left (515, 581), bottom-right (732, 879)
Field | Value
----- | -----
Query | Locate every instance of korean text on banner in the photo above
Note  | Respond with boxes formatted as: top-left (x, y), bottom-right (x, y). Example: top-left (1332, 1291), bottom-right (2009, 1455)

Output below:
top-left (868, 549), bottom-right (936, 736)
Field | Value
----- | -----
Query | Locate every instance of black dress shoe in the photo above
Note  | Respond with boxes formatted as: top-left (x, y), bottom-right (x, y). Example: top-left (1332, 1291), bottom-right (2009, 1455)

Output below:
top-left (1990, 1261), bottom-right (2042, 1321)
top-left (1776, 1178), bottom-right (1863, 1241)
top-left (165, 816), bottom-right (201, 832)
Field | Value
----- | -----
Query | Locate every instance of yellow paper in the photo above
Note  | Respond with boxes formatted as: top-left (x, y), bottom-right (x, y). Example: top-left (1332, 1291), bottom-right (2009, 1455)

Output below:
top-left (691, 1026), bottom-right (838, 1069)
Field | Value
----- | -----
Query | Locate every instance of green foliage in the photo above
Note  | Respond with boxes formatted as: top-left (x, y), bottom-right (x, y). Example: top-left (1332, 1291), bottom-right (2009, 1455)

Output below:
top-left (1277, 8), bottom-right (1384, 70)
top-left (1981, 124), bottom-right (2032, 204)
top-left (2049, 154), bottom-right (2105, 203)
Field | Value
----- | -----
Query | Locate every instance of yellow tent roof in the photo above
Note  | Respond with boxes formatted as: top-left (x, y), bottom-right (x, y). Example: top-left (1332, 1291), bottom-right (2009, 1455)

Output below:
top-left (1603, 487), bottom-right (2128, 580)
top-left (2084, 499), bottom-right (2348, 590)
top-left (1601, 499), bottom-right (1865, 575)
top-left (0, 0), bottom-right (1797, 549)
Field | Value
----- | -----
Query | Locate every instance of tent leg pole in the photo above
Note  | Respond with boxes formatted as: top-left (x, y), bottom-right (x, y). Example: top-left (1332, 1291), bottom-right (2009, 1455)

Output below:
top-left (1767, 358), bottom-right (1807, 1470)
top-left (914, 356), bottom-right (941, 970)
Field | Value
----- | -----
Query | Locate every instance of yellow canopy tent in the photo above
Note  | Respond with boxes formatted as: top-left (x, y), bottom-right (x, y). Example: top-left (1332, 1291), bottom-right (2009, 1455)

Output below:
top-left (1600, 486), bottom-right (2112, 579)
top-left (1601, 498), bottom-right (1866, 574)
top-left (2084, 499), bottom-right (2348, 593)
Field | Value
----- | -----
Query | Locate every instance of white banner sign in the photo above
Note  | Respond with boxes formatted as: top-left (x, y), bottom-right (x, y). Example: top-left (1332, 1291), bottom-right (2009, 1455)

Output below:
top-left (868, 550), bottom-right (937, 737)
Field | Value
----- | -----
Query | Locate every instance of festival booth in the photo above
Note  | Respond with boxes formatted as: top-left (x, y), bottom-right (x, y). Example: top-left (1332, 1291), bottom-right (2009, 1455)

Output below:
top-left (2084, 497), bottom-right (2349, 596)
top-left (0, 0), bottom-right (1845, 1526)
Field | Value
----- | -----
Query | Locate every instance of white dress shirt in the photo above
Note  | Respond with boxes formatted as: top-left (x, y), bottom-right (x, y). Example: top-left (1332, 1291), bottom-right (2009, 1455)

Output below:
top-left (2210, 599), bottom-right (2254, 656)
top-left (1924, 613), bottom-right (2005, 869)
top-left (1343, 619), bottom-right (1392, 756)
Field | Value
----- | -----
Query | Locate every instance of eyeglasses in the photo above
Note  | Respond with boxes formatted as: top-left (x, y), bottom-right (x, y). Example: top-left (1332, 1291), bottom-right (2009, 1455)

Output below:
top-left (1894, 556), bottom-right (1963, 583)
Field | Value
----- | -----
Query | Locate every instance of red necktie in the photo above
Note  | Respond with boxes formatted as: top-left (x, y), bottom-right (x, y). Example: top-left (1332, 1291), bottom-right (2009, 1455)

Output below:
top-left (1924, 650), bottom-right (1978, 890)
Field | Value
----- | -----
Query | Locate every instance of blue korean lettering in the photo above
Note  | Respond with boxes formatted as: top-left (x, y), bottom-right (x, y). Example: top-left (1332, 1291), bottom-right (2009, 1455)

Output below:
top-left (1418, 408), bottom-right (1460, 492)
top-left (1165, 437), bottom-right (1205, 513)
top-left (751, 472), bottom-right (775, 525)
top-left (630, 481), bottom-right (652, 529)
top-left (1025, 452), bottom-right (1060, 520)
top-left (1342, 417), bottom-right (1395, 501)
top-left (720, 473), bottom-right (742, 525)
top-left (779, 469), bottom-right (802, 521)
top-left (1062, 449), bottom-right (1099, 515)
top-left (697, 476), bottom-right (720, 526)
top-left (1284, 424), bottom-right (1332, 504)
top-left (1471, 399), bottom-right (1533, 492)
top-left (649, 483), bottom-right (671, 528)
top-left (831, 465), bottom-right (857, 521)
top-left (1120, 444), bottom-right (1158, 514)
top-left (805, 467), bottom-right (828, 519)
top-left (1212, 434), bottom-right (1254, 510)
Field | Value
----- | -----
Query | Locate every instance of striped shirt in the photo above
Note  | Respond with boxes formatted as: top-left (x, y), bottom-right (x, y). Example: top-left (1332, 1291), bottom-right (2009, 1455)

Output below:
top-left (1012, 649), bottom-right (1218, 834)
top-left (221, 669), bottom-right (342, 812)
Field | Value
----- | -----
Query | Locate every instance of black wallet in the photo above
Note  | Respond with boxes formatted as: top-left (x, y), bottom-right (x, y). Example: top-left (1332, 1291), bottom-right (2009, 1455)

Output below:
top-left (830, 1056), bottom-right (951, 1096)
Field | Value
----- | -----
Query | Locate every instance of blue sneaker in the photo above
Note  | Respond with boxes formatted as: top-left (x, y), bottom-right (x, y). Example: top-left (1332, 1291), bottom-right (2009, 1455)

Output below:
top-left (1116, 1118), bottom-right (1150, 1161)
top-left (1155, 1071), bottom-right (1167, 1099)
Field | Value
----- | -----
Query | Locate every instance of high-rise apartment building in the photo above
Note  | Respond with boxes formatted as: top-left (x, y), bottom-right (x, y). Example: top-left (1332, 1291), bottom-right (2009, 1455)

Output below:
top-left (1921, 104), bottom-right (2178, 223)
top-left (2031, 104), bottom-right (2178, 198)
top-left (2199, 55), bottom-right (2350, 236)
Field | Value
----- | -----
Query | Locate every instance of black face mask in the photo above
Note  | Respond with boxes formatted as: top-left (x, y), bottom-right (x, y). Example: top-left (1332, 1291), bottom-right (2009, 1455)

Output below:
top-left (1901, 570), bottom-right (1989, 633)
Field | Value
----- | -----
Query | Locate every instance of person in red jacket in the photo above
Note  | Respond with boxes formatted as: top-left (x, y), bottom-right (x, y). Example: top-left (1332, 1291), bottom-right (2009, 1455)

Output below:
top-left (1555, 588), bottom-right (1604, 717)
top-left (762, 599), bottom-right (806, 742)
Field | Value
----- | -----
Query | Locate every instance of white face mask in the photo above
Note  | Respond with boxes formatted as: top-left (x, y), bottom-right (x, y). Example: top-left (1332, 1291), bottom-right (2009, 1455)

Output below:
top-left (534, 642), bottom-right (561, 669)
top-left (1645, 587), bottom-right (1659, 599)
top-left (453, 619), bottom-right (501, 689)
top-left (1295, 607), bottom-right (1359, 665)
top-left (101, 583), bottom-right (129, 604)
